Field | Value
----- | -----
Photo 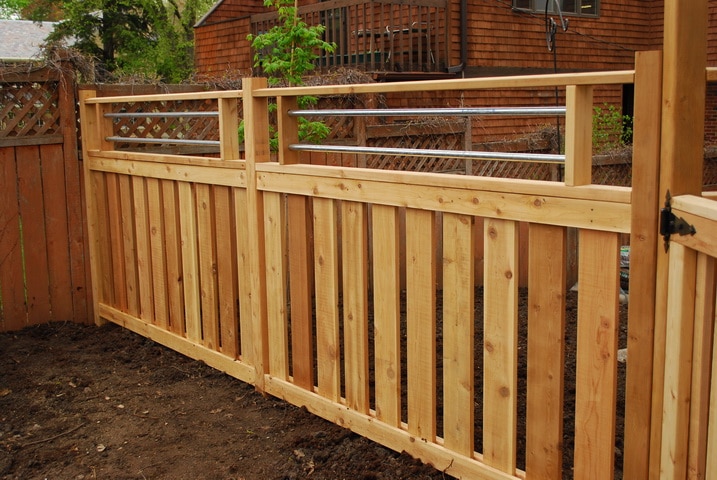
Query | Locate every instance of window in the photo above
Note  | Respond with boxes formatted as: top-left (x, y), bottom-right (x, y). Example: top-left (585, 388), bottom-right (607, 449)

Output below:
top-left (513, 0), bottom-right (598, 17)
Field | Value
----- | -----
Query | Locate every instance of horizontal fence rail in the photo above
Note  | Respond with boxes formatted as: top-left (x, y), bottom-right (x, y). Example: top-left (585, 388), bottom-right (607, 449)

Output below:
top-left (288, 143), bottom-right (566, 163)
top-left (77, 52), bottom-right (712, 480)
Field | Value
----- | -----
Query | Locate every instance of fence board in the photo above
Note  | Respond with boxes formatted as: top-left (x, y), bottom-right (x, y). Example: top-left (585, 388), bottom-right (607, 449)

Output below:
top-left (442, 212), bottom-right (475, 456)
top-left (214, 186), bottom-right (239, 358)
top-left (264, 191), bottom-right (289, 378)
top-left (687, 253), bottom-right (715, 477)
top-left (161, 180), bottom-right (185, 335)
top-left (483, 218), bottom-right (518, 474)
top-left (288, 194), bottom-right (315, 389)
top-left (16, 145), bottom-right (52, 325)
top-left (42, 143), bottom-right (74, 322)
top-left (707, 310), bottom-right (717, 478)
top-left (93, 173), bottom-right (113, 305)
top-left (526, 223), bottom-right (566, 480)
top-left (574, 229), bottom-right (620, 480)
top-left (372, 204), bottom-right (402, 427)
top-left (147, 178), bottom-right (169, 329)
top-left (197, 183), bottom-right (219, 350)
top-left (313, 197), bottom-right (341, 402)
top-left (105, 174), bottom-right (127, 310)
top-left (131, 177), bottom-right (153, 321)
top-left (234, 189), bottom-right (254, 361)
top-left (179, 181), bottom-right (201, 342)
top-left (342, 200), bottom-right (370, 413)
top-left (119, 174), bottom-right (139, 317)
top-left (0, 147), bottom-right (26, 330)
top-left (406, 208), bottom-right (437, 441)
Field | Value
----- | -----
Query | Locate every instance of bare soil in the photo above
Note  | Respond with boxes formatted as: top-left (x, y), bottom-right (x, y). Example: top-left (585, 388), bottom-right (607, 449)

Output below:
top-left (0, 289), bottom-right (626, 480)
top-left (0, 323), bottom-right (443, 480)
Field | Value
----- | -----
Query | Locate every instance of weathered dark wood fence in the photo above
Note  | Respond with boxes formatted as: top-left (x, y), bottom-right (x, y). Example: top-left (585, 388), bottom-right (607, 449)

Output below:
top-left (0, 66), bottom-right (90, 331)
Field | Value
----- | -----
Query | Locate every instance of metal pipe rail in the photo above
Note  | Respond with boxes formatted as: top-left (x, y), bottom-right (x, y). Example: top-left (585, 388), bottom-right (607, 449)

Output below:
top-left (289, 143), bottom-right (565, 164)
top-left (104, 111), bottom-right (219, 118)
top-left (105, 136), bottom-right (221, 146)
top-left (289, 107), bottom-right (566, 117)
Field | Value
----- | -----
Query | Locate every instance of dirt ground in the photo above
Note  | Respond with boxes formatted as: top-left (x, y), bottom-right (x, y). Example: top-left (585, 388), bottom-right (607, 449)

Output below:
top-left (0, 289), bottom-right (626, 480)
top-left (0, 322), bottom-right (445, 480)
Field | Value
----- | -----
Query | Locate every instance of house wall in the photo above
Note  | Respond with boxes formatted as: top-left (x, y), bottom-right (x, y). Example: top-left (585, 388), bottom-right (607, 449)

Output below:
top-left (194, 0), bottom-right (717, 146)
top-left (194, 1), bottom-right (269, 78)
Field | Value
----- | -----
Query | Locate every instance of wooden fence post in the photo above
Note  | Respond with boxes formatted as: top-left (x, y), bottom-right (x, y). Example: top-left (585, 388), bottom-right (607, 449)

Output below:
top-left (78, 89), bottom-right (102, 326)
top-left (564, 84), bottom-right (594, 186)
top-left (654, 1), bottom-right (708, 478)
top-left (241, 77), bottom-right (270, 390)
top-left (623, 49), bottom-right (662, 480)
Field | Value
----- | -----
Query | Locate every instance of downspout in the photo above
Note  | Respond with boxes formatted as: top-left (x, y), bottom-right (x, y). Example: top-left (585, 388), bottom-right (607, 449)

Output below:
top-left (447, 0), bottom-right (466, 74)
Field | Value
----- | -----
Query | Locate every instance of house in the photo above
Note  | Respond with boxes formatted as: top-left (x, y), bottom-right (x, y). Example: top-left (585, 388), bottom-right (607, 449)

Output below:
top-left (0, 20), bottom-right (56, 63)
top-left (194, 0), bottom-right (717, 146)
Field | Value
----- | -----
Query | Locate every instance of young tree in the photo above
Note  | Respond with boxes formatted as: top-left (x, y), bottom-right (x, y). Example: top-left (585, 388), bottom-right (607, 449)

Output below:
top-left (248, 0), bottom-right (335, 87)
top-left (24, 0), bottom-right (213, 82)
top-left (245, 0), bottom-right (336, 147)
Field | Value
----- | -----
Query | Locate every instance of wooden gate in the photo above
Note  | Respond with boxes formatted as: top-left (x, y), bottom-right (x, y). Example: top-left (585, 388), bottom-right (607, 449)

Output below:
top-left (659, 194), bottom-right (717, 478)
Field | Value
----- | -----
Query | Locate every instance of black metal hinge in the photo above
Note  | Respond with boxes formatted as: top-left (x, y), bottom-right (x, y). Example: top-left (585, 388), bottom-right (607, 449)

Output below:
top-left (659, 191), bottom-right (697, 252)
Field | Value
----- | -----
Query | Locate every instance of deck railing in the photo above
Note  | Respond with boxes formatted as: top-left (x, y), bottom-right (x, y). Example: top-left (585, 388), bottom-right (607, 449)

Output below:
top-left (250, 0), bottom-right (449, 77)
top-left (79, 52), bottom-right (716, 479)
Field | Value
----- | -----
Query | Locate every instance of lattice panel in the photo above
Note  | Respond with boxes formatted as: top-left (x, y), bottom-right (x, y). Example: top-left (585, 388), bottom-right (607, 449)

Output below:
top-left (469, 158), bottom-right (554, 180)
top-left (0, 81), bottom-right (61, 138)
top-left (112, 99), bottom-right (221, 150)
top-left (366, 130), bottom-right (466, 173)
top-left (593, 163), bottom-right (632, 186)
top-left (317, 96), bottom-right (363, 141)
top-left (704, 157), bottom-right (717, 188)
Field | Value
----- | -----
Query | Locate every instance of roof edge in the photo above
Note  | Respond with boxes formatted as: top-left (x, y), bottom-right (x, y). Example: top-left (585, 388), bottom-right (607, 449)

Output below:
top-left (194, 0), bottom-right (226, 28)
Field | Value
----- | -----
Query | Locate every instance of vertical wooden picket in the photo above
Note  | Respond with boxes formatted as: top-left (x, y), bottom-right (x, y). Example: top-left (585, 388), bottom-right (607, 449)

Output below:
top-left (442, 212), bottom-right (475, 456)
top-left (263, 191), bottom-right (289, 379)
top-left (406, 208), bottom-right (437, 441)
top-left (372, 204), bottom-right (402, 427)
top-left (687, 253), bottom-right (715, 478)
top-left (197, 183), bottom-right (219, 350)
top-left (526, 223), bottom-right (566, 480)
top-left (574, 229), bottom-right (620, 480)
top-left (215, 186), bottom-right (239, 358)
top-left (132, 177), bottom-right (154, 322)
top-left (179, 182), bottom-right (201, 343)
top-left (106, 174), bottom-right (127, 311)
top-left (288, 194), bottom-right (315, 388)
top-left (313, 197), bottom-right (341, 401)
top-left (483, 218), bottom-right (518, 474)
top-left (343, 200), bottom-right (370, 413)
top-left (146, 178), bottom-right (169, 329)
top-left (119, 174), bottom-right (139, 317)
top-left (162, 180), bottom-right (185, 335)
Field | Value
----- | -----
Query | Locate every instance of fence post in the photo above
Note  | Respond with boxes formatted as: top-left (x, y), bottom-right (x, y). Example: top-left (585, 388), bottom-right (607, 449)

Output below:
top-left (655, 1), bottom-right (709, 477)
top-left (78, 89), bottom-right (102, 326)
top-left (623, 50), bottom-right (662, 480)
top-left (241, 77), bottom-right (270, 390)
top-left (219, 97), bottom-right (240, 160)
top-left (564, 85), bottom-right (593, 186)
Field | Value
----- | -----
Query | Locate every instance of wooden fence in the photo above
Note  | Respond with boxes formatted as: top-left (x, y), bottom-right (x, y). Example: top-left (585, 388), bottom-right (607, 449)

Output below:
top-left (78, 50), bottom-right (717, 479)
top-left (0, 66), bottom-right (91, 331)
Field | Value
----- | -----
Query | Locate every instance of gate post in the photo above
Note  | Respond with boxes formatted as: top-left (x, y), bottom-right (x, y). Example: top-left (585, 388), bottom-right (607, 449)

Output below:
top-left (652, 1), bottom-right (708, 478)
